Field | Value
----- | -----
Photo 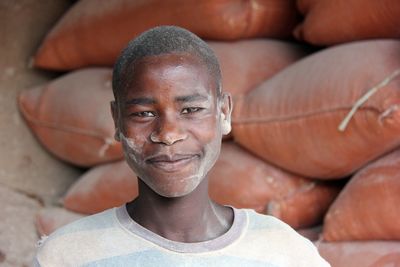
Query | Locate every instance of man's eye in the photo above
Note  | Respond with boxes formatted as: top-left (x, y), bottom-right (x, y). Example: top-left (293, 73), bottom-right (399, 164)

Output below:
top-left (181, 107), bottom-right (203, 114)
top-left (132, 111), bottom-right (155, 117)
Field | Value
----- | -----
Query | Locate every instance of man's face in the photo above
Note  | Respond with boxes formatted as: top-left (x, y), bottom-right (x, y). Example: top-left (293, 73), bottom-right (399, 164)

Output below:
top-left (112, 53), bottom-right (231, 198)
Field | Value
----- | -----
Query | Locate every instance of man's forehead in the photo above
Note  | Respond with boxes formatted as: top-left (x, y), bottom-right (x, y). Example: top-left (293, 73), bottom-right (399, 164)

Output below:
top-left (117, 53), bottom-right (219, 103)
top-left (123, 93), bottom-right (211, 106)
top-left (130, 52), bottom-right (211, 79)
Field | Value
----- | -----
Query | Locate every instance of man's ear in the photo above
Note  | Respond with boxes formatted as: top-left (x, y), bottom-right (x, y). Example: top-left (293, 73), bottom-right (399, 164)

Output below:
top-left (220, 93), bottom-right (233, 135)
top-left (110, 100), bottom-right (121, 141)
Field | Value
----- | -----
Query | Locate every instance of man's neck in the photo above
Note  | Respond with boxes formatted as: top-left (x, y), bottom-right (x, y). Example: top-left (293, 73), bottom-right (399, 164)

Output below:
top-left (126, 178), bottom-right (233, 243)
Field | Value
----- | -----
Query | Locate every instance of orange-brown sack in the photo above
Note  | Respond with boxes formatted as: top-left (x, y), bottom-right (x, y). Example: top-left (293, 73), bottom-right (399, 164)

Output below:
top-left (232, 40), bottom-right (400, 179)
top-left (209, 39), bottom-right (308, 96)
top-left (316, 241), bottom-right (400, 267)
top-left (36, 207), bottom-right (85, 236)
top-left (63, 160), bottom-right (138, 214)
top-left (294, 0), bottom-right (400, 46)
top-left (208, 142), bottom-right (335, 228)
top-left (322, 149), bottom-right (400, 241)
top-left (297, 225), bottom-right (322, 241)
top-left (267, 181), bottom-right (341, 229)
top-left (33, 0), bottom-right (299, 70)
top-left (18, 68), bottom-right (122, 167)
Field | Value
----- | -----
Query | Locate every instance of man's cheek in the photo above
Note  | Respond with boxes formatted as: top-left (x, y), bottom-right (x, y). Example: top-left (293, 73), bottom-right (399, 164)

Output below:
top-left (191, 119), bottom-right (219, 141)
top-left (119, 132), bottom-right (146, 161)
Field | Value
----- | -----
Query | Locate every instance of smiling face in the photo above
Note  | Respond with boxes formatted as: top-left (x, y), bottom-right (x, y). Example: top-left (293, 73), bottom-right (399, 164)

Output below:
top-left (112, 53), bottom-right (231, 198)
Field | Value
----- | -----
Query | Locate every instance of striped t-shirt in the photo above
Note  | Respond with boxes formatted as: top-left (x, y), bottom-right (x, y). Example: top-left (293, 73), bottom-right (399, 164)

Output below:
top-left (34, 205), bottom-right (330, 266)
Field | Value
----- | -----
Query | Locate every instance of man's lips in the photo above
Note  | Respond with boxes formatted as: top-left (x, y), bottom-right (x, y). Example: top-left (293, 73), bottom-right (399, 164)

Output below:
top-left (145, 154), bottom-right (199, 172)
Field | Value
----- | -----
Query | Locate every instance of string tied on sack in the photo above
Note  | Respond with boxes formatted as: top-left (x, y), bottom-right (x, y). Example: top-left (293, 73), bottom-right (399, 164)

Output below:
top-left (338, 68), bottom-right (400, 132)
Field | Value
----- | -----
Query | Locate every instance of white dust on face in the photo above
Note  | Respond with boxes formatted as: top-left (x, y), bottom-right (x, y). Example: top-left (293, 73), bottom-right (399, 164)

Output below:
top-left (169, 104), bottom-right (224, 197)
top-left (119, 132), bottom-right (141, 163)
top-left (118, 127), bottom-right (221, 198)
top-left (168, 103), bottom-right (224, 197)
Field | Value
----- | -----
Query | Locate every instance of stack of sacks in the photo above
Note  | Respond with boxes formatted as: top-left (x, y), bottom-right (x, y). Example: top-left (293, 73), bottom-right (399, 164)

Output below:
top-left (63, 160), bottom-right (138, 215)
top-left (232, 40), bottom-right (400, 179)
top-left (315, 149), bottom-right (400, 266)
top-left (32, 0), bottom-right (300, 70)
top-left (26, 0), bottom-right (326, 235)
top-left (18, 68), bottom-right (121, 167)
top-left (208, 142), bottom-right (341, 229)
top-left (294, 0), bottom-right (400, 46)
top-left (323, 149), bottom-right (400, 241)
top-left (24, 3), bottom-right (400, 266)
top-left (289, 0), bottom-right (400, 264)
top-left (232, 39), bottom-right (400, 266)
top-left (315, 241), bottom-right (400, 267)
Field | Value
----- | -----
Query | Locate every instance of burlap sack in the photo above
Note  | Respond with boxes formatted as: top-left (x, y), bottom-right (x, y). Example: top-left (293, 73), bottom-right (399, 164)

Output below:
top-left (294, 0), bottom-right (400, 45)
top-left (316, 241), bottom-right (400, 267)
top-left (36, 207), bottom-right (85, 236)
top-left (267, 182), bottom-right (341, 229)
top-left (0, 185), bottom-right (41, 267)
top-left (208, 142), bottom-right (312, 213)
top-left (323, 149), bottom-right (400, 241)
top-left (297, 225), bottom-right (322, 241)
top-left (18, 68), bottom-right (123, 167)
top-left (209, 39), bottom-right (308, 96)
top-left (63, 160), bottom-right (138, 214)
top-left (209, 142), bottom-right (339, 228)
top-left (232, 40), bottom-right (400, 179)
top-left (33, 0), bottom-right (299, 70)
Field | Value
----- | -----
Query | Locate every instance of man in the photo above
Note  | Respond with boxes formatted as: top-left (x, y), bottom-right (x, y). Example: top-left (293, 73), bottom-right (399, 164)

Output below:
top-left (34, 26), bottom-right (330, 266)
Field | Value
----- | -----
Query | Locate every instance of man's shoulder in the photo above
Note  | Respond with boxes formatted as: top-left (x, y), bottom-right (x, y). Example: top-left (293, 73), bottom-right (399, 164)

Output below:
top-left (44, 207), bottom-right (116, 239)
top-left (243, 209), bottom-right (315, 248)
top-left (35, 208), bottom-right (124, 266)
top-left (244, 209), bottom-right (296, 232)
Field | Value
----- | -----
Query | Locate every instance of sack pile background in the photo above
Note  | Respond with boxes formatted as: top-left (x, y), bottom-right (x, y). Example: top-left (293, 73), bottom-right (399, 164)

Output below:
top-left (1, 0), bottom-right (400, 266)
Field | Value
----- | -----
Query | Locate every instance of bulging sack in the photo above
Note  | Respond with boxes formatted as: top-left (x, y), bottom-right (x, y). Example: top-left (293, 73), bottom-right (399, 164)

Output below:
top-left (232, 40), bottom-right (400, 179)
top-left (267, 182), bottom-right (341, 229)
top-left (63, 160), bottom-right (138, 214)
top-left (36, 207), bottom-right (84, 236)
top-left (316, 241), bottom-right (400, 267)
top-left (294, 0), bottom-right (400, 45)
top-left (323, 149), bottom-right (400, 241)
top-left (209, 142), bottom-right (338, 228)
top-left (33, 0), bottom-right (299, 70)
top-left (297, 225), bottom-right (322, 241)
top-left (209, 39), bottom-right (308, 96)
top-left (18, 68), bottom-right (122, 167)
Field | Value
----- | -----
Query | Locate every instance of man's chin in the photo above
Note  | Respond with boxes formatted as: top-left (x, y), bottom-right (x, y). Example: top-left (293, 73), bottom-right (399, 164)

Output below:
top-left (148, 176), bottom-right (203, 198)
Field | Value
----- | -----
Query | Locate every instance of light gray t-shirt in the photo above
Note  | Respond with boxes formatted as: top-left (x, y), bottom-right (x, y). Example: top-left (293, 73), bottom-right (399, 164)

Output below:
top-left (34, 205), bottom-right (330, 266)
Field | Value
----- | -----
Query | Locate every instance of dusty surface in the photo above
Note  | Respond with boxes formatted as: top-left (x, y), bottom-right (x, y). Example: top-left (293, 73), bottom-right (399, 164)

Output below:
top-left (0, 1), bottom-right (80, 266)
top-left (0, 185), bottom-right (41, 267)
top-left (0, 0), bottom-right (79, 204)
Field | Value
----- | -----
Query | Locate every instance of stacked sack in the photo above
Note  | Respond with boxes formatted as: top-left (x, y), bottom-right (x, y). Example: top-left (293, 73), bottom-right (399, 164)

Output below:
top-left (233, 38), bottom-right (400, 266)
top-left (293, 1), bottom-right (399, 266)
top-left (18, 1), bottom-right (400, 266)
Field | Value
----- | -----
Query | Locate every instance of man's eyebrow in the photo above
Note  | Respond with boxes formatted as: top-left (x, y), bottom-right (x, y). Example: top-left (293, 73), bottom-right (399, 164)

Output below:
top-left (125, 97), bottom-right (156, 105)
top-left (175, 94), bottom-right (209, 103)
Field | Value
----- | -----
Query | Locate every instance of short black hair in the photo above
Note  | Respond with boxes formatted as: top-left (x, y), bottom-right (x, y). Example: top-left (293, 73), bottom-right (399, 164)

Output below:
top-left (112, 26), bottom-right (222, 101)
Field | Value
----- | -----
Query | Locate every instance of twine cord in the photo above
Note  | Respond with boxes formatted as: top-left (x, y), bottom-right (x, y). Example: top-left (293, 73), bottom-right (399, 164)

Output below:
top-left (338, 68), bottom-right (400, 132)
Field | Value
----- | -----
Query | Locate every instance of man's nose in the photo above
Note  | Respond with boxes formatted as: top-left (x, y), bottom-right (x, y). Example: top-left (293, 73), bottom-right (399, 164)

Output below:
top-left (150, 115), bottom-right (187, 145)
